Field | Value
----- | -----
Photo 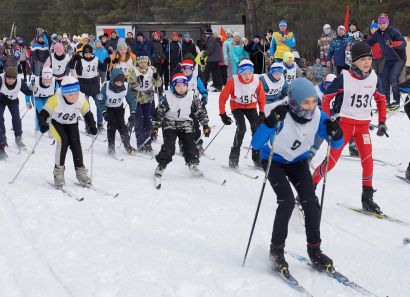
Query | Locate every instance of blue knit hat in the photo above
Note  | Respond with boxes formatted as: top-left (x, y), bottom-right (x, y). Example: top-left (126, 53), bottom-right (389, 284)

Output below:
top-left (289, 78), bottom-right (318, 106)
top-left (370, 22), bottom-right (379, 30)
top-left (279, 20), bottom-right (287, 28)
top-left (61, 76), bottom-right (80, 94)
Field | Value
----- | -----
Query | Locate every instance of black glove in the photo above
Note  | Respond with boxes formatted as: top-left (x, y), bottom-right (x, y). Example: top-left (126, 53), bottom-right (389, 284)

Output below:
top-left (128, 113), bottom-right (136, 126)
top-left (112, 57), bottom-right (119, 64)
top-left (200, 57), bottom-right (206, 64)
top-left (323, 119), bottom-right (343, 140)
top-left (376, 122), bottom-right (388, 137)
top-left (220, 113), bottom-right (233, 125)
top-left (102, 111), bottom-right (110, 122)
top-left (104, 57), bottom-right (111, 64)
top-left (89, 125), bottom-right (98, 135)
top-left (74, 54), bottom-right (82, 61)
top-left (203, 125), bottom-right (211, 137)
top-left (151, 127), bottom-right (158, 139)
top-left (264, 105), bottom-right (288, 128)
top-left (258, 112), bottom-right (265, 124)
top-left (39, 122), bottom-right (49, 133)
top-left (153, 72), bottom-right (159, 79)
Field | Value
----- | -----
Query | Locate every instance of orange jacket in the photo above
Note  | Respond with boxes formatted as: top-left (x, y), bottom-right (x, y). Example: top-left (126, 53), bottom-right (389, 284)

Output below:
top-left (219, 75), bottom-right (266, 114)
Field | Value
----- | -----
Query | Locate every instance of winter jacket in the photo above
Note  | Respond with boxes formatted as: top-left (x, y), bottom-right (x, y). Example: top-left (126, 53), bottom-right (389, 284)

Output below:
top-left (106, 36), bottom-right (119, 51)
top-left (0, 76), bottom-right (32, 103)
top-left (165, 41), bottom-right (182, 65)
top-left (204, 36), bottom-right (223, 63)
top-left (182, 40), bottom-right (197, 58)
top-left (245, 41), bottom-right (265, 74)
top-left (133, 39), bottom-right (156, 63)
top-left (31, 39), bottom-right (50, 63)
top-left (223, 37), bottom-right (233, 64)
top-left (259, 73), bottom-right (288, 103)
top-left (127, 65), bottom-right (162, 104)
top-left (93, 47), bottom-right (109, 71)
top-left (368, 34), bottom-right (383, 60)
top-left (270, 31), bottom-right (296, 60)
top-left (230, 43), bottom-right (249, 74)
top-left (366, 26), bottom-right (407, 61)
top-left (318, 30), bottom-right (336, 62)
top-left (152, 40), bottom-right (165, 65)
top-left (327, 34), bottom-right (355, 67)
top-left (1, 44), bottom-right (21, 67)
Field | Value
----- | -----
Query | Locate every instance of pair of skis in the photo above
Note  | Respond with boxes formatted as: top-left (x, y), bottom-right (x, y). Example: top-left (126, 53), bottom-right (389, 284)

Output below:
top-left (154, 172), bottom-right (227, 190)
top-left (47, 181), bottom-right (119, 201)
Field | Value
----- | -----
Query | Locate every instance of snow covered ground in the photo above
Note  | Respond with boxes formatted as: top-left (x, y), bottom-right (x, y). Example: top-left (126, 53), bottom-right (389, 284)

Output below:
top-left (1, 88), bottom-right (409, 297)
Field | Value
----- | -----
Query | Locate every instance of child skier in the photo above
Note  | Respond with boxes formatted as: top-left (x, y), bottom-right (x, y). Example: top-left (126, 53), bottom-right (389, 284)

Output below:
top-left (251, 78), bottom-right (344, 274)
top-left (28, 67), bottom-right (57, 136)
top-left (49, 43), bottom-right (71, 85)
top-left (96, 68), bottom-right (137, 156)
top-left (110, 39), bottom-right (136, 78)
top-left (151, 73), bottom-right (210, 179)
top-left (282, 51), bottom-right (304, 84)
top-left (312, 42), bottom-right (387, 214)
top-left (219, 59), bottom-right (266, 168)
top-left (38, 76), bottom-right (97, 187)
top-left (127, 55), bottom-right (162, 152)
top-left (259, 62), bottom-right (288, 106)
top-left (0, 66), bottom-right (32, 159)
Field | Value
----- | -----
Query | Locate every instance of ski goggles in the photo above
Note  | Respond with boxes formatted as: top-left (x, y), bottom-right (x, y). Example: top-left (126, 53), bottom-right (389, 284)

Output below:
top-left (181, 65), bottom-right (194, 72)
top-left (238, 65), bottom-right (254, 74)
top-left (269, 67), bottom-right (284, 74)
top-left (172, 77), bottom-right (188, 87)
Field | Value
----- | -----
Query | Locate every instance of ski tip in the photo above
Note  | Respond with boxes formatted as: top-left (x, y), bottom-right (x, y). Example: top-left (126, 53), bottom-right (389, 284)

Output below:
top-left (113, 193), bottom-right (120, 198)
top-left (221, 179), bottom-right (227, 185)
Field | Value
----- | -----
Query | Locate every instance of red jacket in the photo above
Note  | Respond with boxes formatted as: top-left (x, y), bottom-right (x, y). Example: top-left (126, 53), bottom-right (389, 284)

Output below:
top-left (370, 39), bottom-right (383, 60)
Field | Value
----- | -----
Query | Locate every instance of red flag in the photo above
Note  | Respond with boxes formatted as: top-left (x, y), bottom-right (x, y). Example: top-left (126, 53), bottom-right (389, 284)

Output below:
top-left (344, 6), bottom-right (350, 30)
top-left (220, 26), bottom-right (227, 42)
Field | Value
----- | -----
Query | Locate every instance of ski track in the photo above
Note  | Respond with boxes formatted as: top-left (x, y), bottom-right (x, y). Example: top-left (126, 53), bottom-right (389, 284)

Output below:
top-left (0, 86), bottom-right (409, 296)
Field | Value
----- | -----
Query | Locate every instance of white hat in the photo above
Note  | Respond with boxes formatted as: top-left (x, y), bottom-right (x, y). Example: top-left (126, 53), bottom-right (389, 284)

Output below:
top-left (233, 32), bottom-right (241, 37)
top-left (226, 28), bottom-right (233, 35)
top-left (81, 33), bottom-right (89, 39)
top-left (41, 67), bottom-right (53, 80)
top-left (117, 38), bottom-right (128, 50)
top-left (325, 74), bottom-right (337, 82)
top-left (63, 33), bottom-right (68, 38)
top-left (323, 24), bottom-right (331, 30)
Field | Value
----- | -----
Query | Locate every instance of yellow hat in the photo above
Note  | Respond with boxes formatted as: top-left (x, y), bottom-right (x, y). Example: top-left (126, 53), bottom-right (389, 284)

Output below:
top-left (283, 51), bottom-right (294, 63)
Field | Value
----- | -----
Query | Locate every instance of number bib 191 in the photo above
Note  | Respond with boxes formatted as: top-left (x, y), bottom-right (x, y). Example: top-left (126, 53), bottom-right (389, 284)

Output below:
top-left (232, 74), bottom-right (259, 105)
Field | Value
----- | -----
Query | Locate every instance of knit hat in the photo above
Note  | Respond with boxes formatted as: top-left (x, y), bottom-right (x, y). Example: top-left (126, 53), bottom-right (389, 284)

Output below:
top-left (54, 42), bottom-right (64, 54)
top-left (5, 66), bottom-right (18, 79)
top-left (238, 59), bottom-right (254, 74)
top-left (288, 78), bottom-right (318, 120)
top-left (41, 67), bottom-right (53, 80)
top-left (82, 44), bottom-right (93, 54)
top-left (136, 56), bottom-right (149, 64)
top-left (95, 39), bottom-right (102, 45)
top-left (337, 25), bottom-right (346, 33)
top-left (226, 28), bottom-right (233, 35)
top-left (61, 76), bottom-right (80, 94)
top-left (325, 74), bottom-right (337, 83)
top-left (181, 59), bottom-right (194, 70)
top-left (171, 73), bottom-right (188, 87)
top-left (269, 62), bottom-right (284, 74)
top-left (323, 24), bottom-right (331, 30)
top-left (117, 38), bottom-right (127, 50)
top-left (279, 20), bottom-right (287, 27)
top-left (81, 33), bottom-right (89, 40)
top-left (351, 41), bottom-right (372, 62)
top-left (233, 32), bottom-right (241, 38)
top-left (370, 22), bottom-right (379, 30)
top-left (152, 31), bottom-right (161, 38)
top-left (283, 51), bottom-right (294, 63)
top-left (183, 33), bottom-right (191, 39)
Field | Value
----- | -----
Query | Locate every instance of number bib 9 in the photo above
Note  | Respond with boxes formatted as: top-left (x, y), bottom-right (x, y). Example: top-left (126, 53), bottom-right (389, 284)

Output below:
top-left (232, 74), bottom-right (259, 105)
top-left (340, 70), bottom-right (377, 121)
top-left (52, 90), bottom-right (85, 124)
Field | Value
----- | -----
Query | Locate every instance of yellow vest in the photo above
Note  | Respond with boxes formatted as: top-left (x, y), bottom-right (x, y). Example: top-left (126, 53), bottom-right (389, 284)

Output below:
top-left (273, 32), bottom-right (294, 60)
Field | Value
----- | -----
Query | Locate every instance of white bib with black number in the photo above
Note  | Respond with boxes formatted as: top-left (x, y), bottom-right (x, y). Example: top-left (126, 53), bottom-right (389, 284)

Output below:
top-left (188, 75), bottom-right (198, 96)
top-left (52, 90), bottom-right (85, 124)
top-left (232, 74), bottom-right (259, 105)
top-left (51, 54), bottom-right (70, 77)
top-left (283, 64), bottom-right (297, 84)
top-left (104, 82), bottom-right (128, 108)
top-left (134, 66), bottom-right (154, 92)
top-left (34, 77), bottom-right (55, 97)
top-left (260, 74), bottom-right (285, 96)
top-left (79, 57), bottom-right (98, 79)
top-left (114, 58), bottom-right (134, 76)
top-left (0, 73), bottom-right (21, 100)
top-left (165, 90), bottom-right (194, 121)
top-left (273, 107), bottom-right (321, 162)
top-left (340, 70), bottom-right (377, 121)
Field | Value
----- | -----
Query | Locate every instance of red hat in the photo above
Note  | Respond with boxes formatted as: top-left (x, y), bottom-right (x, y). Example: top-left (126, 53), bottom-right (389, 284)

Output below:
top-left (172, 73), bottom-right (188, 87)
top-left (181, 59), bottom-right (195, 68)
top-left (152, 31), bottom-right (161, 38)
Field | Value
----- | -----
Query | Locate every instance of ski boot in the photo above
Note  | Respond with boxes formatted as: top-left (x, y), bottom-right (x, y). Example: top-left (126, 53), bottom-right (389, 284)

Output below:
top-left (53, 165), bottom-right (65, 187)
top-left (228, 158), bottom-right (239, 169)
top-left (155, 164), bottom-right (166, 177)
top-left (388, 102), bottom-right (400, 112)
top-left (108, 143), bottom-right (115, 156)
top-left (143, 144), bottom-right (153, 153)
top-left (406, 163), bottom-right (410, 181)
top-left (188, 164), bottom-right (203, 178)
top-left (15, 136), bottom-right (26, 149)
top-left (307, 245), bottom-right (334, 271)
top-left (269, 246), bottom-right (289, 275)
top-left (253, 158), bottom-right (263, 170)
top-left (361, 186), bottom-right (382, 214)
top-left (196, 139), bottom-right (204, 155)
top-left (97, 122), bottom-right (104, 132)
top-left (348, 140), bottom-right (359, 157)
top-left (0, 144), bottom-right (8, 161)
top-left (126, 146), bottom-right (137, 156)
top-left (75, 166), bottom-right (92, 186)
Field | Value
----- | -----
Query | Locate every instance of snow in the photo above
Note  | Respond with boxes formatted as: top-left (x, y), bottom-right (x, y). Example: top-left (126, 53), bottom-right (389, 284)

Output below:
top-left (1, 87), bottom-right (409, 297)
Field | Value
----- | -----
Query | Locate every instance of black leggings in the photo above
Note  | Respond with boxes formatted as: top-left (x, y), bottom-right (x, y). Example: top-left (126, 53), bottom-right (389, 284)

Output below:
top-left (262, 159), bottom-right (321, 247)
top-left (106, 106), bottom-right (131, 149)
top-left (52, 120), bottom-right (83, 168)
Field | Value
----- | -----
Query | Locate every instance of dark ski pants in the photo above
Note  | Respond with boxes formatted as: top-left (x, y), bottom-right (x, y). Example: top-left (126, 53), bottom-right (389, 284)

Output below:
top-left (202, 62), bottom-right (223, 90)
top-left (156, 127), bottom-right (199, 167)
top-left (382, 59), bottom-right (405, 104)
top-left (51, 120), bottom-right (83, 168)
top-left (262, 159), bottom-right (321, 247)
top-left (231, 108), bottom-right (260, 163)
top-left (0, 99), bottom-right (22, 145)
top-left (106, 106), bottom-right (131, 149)
top-left (135, 102), bottom-right (153, 147)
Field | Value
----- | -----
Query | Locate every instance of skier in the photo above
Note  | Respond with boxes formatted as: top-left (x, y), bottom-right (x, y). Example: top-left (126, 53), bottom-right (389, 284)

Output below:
top-left (0, 66), bottom-right (32, 160)
top-left (151, 73), bottom-right (210, 179)
top-left (96, 68), bottom-right (137, 156)
top-left (312, 42), bottom-right (387, 214)
top-left (69, 44), bottom-right (105, 131)
top-left (49, 43), bottom-right (70, 85)
top-left (28, 67), bottom-right (57, 136)
top-left (251, 77), bottom-right (344, 275)
top-left (219, 59), bottom-right (266, 168)
top-left (259, 62), bottom-right (288, 106)
top-left (109, 38), bottom-right (136, 78)
top-left (282, 51), bottom-right (304, 84)
top-left (37, 76), bottom-right (97, 187)
top-left (127, 55), bottom-right (162, 152)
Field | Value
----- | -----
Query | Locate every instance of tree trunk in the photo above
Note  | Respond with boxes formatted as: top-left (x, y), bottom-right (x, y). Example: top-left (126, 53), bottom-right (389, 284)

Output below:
top-left (245, 0), bottom-right (257, 38)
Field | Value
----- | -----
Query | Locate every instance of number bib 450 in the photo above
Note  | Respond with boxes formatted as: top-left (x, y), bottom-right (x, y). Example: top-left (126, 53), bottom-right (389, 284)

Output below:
top-left (232, 74), bottom-right (259, 105)
top-left (340, 70), bottom-right (377, 121)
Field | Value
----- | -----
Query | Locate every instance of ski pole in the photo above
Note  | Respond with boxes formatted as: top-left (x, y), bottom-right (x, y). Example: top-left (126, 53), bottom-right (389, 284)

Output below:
top-left (203, 124), bottom-right (225, 152)
top-left (87, 128), bottom-right (102, 151)
top-left (244, 141), bottom-right (252, 159)
top-left (242, 120), bottom-right (280, 267)
top-left (9, 134), bottom-right (43, 184)
top-left (137, 136), bottom-right (152, 152)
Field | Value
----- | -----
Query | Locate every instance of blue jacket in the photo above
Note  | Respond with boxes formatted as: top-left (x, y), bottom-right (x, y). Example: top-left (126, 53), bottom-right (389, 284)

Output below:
top-left (251, 111), bottom-right (344, 163)
top-left (132, 39), bottom-right (157, 63)
top-left (327, 34), bottom-right (355, 67)
top-left (259, 73), bottom-right (288, 103)
top-left (366, 26), bottom-right (407, 61)
top-left (93, 47), bottom-right (109, 64)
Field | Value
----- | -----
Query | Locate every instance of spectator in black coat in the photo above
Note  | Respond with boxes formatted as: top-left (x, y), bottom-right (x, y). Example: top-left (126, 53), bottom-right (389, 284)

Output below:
top-left (106, 31), bottom-right (120, 51)
top-left (132, 32), bottom-right (156, 64)
top-left (245, 34), bottom-right (265, 74)
top-left (182, 33), bottom-right (197, 57)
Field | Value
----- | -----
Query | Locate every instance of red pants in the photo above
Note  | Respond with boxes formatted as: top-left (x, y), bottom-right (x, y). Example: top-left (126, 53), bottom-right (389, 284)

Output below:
top-left (312, 120), bottom-right (373, 187)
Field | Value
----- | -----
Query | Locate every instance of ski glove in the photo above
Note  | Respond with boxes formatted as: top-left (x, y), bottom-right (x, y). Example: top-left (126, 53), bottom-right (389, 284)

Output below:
top-left (265, 105), bottom-right (288, 128)
top-left (151, 127), bottom-right (158, 140)
top-left (128, 113), bottom-right (136, 127)
top-left (102, 111), bottom-right (110, 122)
top-left (153, 72), bottom-right (159, 79)
top-left (376, 122), bottom-right (388, 137)
top-left (112, 58), bottom-right (119, 64)
top-left (89, 125), bottom-right (98, 136)
top-left (323, 119), bottom-right (343, 141)
top-left (258, 112), bottom-right (265, 124)
top-left (39, 122), bottom-right (49, 134)
top-left (203, 125), bottom-right (211, 137)
top-left (220, 113), bottom-right (233, 125)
